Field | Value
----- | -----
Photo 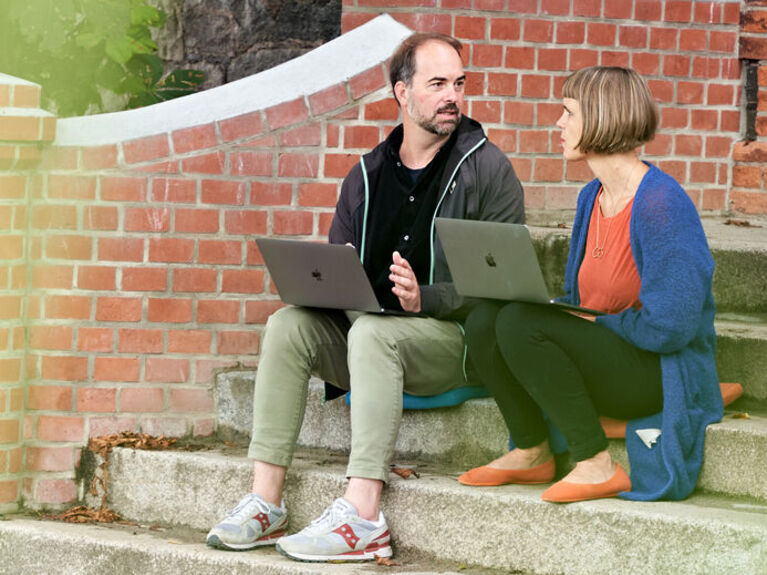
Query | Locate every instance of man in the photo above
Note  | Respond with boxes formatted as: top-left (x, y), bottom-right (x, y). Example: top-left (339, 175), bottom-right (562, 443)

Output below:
top-left (207, 32), bottom-right (525, 562)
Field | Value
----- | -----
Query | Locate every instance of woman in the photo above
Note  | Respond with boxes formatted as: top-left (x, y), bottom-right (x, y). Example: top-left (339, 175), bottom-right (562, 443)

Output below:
top-left (459, 66), bottom-right (723, 503)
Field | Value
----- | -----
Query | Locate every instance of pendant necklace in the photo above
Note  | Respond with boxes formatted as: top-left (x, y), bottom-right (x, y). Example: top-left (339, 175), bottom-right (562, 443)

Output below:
top-left (592, 191), bottom-right (613, 259)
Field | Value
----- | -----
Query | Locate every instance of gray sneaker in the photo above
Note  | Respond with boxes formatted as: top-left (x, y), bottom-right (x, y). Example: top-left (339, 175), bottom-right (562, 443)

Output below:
top-left (206, 493), bottom-right (288, 551)
top-left (276, 497), bottom-right (392, 562)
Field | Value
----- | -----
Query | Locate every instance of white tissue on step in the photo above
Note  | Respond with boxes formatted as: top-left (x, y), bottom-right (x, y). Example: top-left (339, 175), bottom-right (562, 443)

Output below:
top-left (635, 428), bottom-right (662, 449)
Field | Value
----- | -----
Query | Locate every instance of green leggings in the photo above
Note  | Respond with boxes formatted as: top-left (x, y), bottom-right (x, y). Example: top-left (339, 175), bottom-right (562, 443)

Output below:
top-left (248, 306), bottom-right (466, 482)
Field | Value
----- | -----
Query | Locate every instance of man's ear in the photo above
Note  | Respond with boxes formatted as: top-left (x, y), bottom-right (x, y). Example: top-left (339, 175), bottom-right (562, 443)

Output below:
top-left (394, 81), bottom-right (408, 108)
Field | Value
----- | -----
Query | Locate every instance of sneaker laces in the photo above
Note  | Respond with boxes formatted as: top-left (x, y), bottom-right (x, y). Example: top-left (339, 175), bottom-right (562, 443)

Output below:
top-left (225, 493), bottom-right (271, 522)
top-left (303, 498), bottom-right (356, 535)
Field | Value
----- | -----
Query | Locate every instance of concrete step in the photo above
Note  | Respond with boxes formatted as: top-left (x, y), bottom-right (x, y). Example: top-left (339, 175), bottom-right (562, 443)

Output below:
top-left (0, 515), bottom-right (470, 575)
top-left (528, 216), bottom-right (767, 314)
top-left (82, 447), bottom-right (767, 575)
top-left (716, 313), bottom-right (767, 407)
top-left (216, 374), bottom-right (767, 501)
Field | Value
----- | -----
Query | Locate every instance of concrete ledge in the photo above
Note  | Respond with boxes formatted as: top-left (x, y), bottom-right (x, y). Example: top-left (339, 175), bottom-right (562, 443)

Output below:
top-left (87, 448), bottom-right (767, 575)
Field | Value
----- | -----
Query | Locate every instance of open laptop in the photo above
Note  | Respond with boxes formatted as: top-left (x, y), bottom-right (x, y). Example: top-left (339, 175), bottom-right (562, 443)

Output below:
top-left (256, 237), bottom-right (419, 315)
top-left (434, 218), bottom-right (604, 316)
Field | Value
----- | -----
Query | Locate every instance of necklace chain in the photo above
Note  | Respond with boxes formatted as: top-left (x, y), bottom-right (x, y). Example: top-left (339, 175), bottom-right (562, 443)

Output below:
top-left (591, 162), bottom-right (643, 259)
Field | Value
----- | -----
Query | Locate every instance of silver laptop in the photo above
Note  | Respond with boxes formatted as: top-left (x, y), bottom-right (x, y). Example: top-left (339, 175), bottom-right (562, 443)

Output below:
top-left (256, 238), bottom-right (418, 315)
top-left (435, 218), bottom-right (604, 316)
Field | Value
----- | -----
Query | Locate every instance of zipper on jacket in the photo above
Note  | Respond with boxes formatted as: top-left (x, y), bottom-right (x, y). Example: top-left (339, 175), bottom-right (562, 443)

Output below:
top-left (359, 156), bottom-right (370, 264)
top-left (428, 137), bottom-right (487, 284)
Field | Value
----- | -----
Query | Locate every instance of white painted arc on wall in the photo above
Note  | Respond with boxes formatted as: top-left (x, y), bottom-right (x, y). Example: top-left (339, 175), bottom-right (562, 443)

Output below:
top-left (54, 14), bottom-right (412, 147)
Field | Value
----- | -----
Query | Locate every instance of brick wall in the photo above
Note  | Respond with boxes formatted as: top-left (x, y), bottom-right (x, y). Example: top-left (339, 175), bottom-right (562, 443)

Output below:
top-left (733, 0), bottom-right (767, 213)
top-left (342, 0), bottom-right (748, 213)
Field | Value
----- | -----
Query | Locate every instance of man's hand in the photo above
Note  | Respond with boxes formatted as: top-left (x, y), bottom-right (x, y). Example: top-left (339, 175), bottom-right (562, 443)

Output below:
top-left (390, 251), bottom-right (421, 313)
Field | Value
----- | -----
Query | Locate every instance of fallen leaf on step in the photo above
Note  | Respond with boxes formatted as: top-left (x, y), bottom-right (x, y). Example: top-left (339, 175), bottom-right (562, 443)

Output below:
top-left (730, 412), bottom-right (750, 419)
top-left (457, 563), bottom-right (467, 570)
top-left (46, 505), bottom-right (121, 524)
top-left (223, 441), bottom-right (238, 448)
top-left (166, 539), bottom-right (183, 545)
top-left (391, 467), bottom-right (419, 479)
top-left (724, 219), bottom-right (761, 228)
top-left (375, 555), bottom-right (399, 566)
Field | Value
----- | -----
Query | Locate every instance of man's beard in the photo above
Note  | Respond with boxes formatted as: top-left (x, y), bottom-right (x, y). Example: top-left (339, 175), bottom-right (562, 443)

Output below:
top-left (408, 101), bottom-right (461, 136)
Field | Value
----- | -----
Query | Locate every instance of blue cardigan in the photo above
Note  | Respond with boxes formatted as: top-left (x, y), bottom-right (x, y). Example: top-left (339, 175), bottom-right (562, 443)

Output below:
top-left (561, 164), bottom-right (723, 501)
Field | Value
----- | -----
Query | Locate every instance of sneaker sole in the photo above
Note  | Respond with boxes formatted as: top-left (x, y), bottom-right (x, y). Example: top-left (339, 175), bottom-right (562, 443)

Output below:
top-left (206, 529), bottom-right (287, 551)
top-left (275, 541), bottom-right (393, 563)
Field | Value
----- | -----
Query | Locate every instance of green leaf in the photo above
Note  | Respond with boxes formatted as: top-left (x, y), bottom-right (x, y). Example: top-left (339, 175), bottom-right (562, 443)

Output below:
top-left (75, 32), bottom-right (103, 49)
top-left (105, 36), bottom-right (135, 65)
top-left (127, 54), bottom-right (164, 86)
top-left (158, 69), bottom-right (207, 90)
top-left (130, 3), bottom-right (165, 28)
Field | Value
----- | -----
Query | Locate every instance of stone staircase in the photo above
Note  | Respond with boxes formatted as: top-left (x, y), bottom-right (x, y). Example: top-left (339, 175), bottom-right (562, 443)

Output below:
top-left (1, 218), bottom-right (766, 575)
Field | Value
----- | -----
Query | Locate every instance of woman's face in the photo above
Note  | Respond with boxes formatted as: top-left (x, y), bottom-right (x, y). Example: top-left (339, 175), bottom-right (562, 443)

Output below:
top-left (556, 97), bottom-right (585, 161)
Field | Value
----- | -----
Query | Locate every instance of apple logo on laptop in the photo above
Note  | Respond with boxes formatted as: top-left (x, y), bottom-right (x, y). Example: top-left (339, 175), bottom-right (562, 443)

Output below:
top-left (311, 268), bottom-right (323, 281)
top-left (485, 252), bottom-right (497, 267)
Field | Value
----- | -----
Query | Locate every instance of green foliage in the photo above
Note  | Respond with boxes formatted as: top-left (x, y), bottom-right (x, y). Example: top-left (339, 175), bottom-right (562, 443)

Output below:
top-left (0, 0), bottom-right (205, 116)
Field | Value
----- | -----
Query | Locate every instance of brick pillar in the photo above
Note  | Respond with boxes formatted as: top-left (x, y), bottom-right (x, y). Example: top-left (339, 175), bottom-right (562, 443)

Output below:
top-left (733, 2), bottom-right (767, 213)
top-left (0, 73), bottom-right (56, 511)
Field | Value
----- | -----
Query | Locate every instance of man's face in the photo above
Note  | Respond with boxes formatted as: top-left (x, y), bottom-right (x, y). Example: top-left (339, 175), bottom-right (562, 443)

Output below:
top-left (400, 41), bottom-right (465, 136)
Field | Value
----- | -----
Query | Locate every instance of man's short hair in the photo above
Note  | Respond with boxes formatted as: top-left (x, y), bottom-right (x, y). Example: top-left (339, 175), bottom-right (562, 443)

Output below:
top-left (389, 33), bottom-right (463, 104)
top-left (562, 66), bottom-right (659, 155)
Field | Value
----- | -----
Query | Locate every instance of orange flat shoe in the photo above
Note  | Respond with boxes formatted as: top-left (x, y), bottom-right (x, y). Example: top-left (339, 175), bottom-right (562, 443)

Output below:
top-left (541, 463), bottom-right (631, 503)
top-left (458, 459), bottom-right (556, 486)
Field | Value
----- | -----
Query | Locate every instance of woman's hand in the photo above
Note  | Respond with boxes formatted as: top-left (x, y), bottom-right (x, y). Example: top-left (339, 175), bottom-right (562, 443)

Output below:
top-left (566, 310), bottom-right (597, 322)
top-left (390, 251), bottom-right (421, 313)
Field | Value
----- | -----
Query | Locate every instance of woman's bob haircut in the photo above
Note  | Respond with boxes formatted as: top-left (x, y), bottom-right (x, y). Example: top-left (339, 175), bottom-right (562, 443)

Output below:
top-left (562, 66), bottom-right (659, 155)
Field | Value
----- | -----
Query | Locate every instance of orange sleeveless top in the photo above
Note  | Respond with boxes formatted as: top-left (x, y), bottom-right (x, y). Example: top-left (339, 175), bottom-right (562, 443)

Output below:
top-left (578, 188), bottom-right (642, 314)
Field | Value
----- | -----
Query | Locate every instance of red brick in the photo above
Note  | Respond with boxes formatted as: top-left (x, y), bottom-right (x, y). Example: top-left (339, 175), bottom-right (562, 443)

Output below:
top-left (146, 358), bottom-right (189, 383)
top-left (690, 110), bottom-right (718, 131)
top-left (172, 124), bottom-right (218, 154)
top-left (41, 147), bottom-right (78, 170)
top-left (118, 329), bottom-right (163, 353)
top-left (538, 49), bottom-right (567, 71)
top-left (650, 28), bottom-right (678, 50)
top-left (149, 238), bottom-right (194, 263)
top-left (96, 297), bottom-right (142, 322)
top-left (201, 180), bottom-right (246, 205)
top-left (123, 134), bottom-right (169, 164)
top-left (122, 268), bottom-right (167, 292)
top-left (251, 182), bottom-right (292, 206)
top-left (77, 266), bottom-right (116, 290)
top-left (0, 480), bottom-right (17, 504)
top-left (702, 188), bottom-right (726, 212)
top-left (662, 108), bottom-right (689, 129)
top-left (27, 386), bottom-right (72, 411)
top-left (197, 299), bottom-right (239, 324)
top-left (0, 359), bottom-right (21, 382)
top-left (125, 208), bottom-right (171, 233)
top-left (274, 211), bottom-right (313, 235)
top-left (487, 73), bottom-right (517, 97)
top-left (148, 298), bottom-right (193, 323)
top-left (588, 23), bottom-right (616, 46)
top-left (557, 22), bottom-right (585, 44)
top-left (44, 295), bottom-right (89, 321)
top-left (692, 57), bottom-right (720, 79)
top-left (505, 47), bottom-right (536, 70)
top-left (230, 152), bottom-right (272, 177)
top-left (636, 0), bottom-right (663, 20)
top-left (173, 268), bottom-right (217, 292)
top-left (707, 85), bottom-right (734, 106)
top-left (472, 45), bottom-right (503, 68)
top-left (689, 162), bottom-right (716, 183)
top-left (76, 388), bottom-right (116, 413)
top-left (648, 80), bottom-right (674, 103)
top-left (168, 330), bottom-right (212, 353)
top-left (643, 133), bottom-right (672, 156)
top-left (194, 418), bottom-right (215, 437)
top-left (26, 446), bottom-right (72, 471)
top-left (731, 190), bottom-right (767, 214)
top-left (546, 187), bottom-right (579, 209)
top-left (657, 160), bottom-right (686, 182)
top-left (0, 296), bottom-right (21, 320)
top-left (48, 175), bottom-right (96, 200)
top-left (101, 177), bottom-right (146, 202)
top-left (120, 388), bottom-right (164, 413)
top-left (44, 235), bottom-right (89, 261)
top-left (490, 18), bottom-right (521, 40)
top-left (534, 158), bottom-right (563, 182)
top-left (198, 240), bottom-right (242, 265)
top-left (225, 210), bottom-right (267, 235)
top-left (299, 183), bottom-right (337, 207)
top-left (218, 331), bottom-right (260, 355)
top-left (573, 0), bottom-right (601, 16)
top-left (487, 129), bottom-right (517, 153)
top-left (280, 124), bottom-right (322, 147)
top-left (455, 15), bottom-right (486, 40)
top-left (677, 82), bottom-right (704, 105)
top-left (37, 415), bottom-right (84, 442)
top-left (170, 388), bottom-right (214, 412)
top-left (181, 151), bottom-right (225, 174)
top-left (245, 300), bottom-right (284, 324)
top-left (0, 419), bottom-right (19, 443)
top-left (309, 84), bottom-right (348, 116)
top-left (601, 51), bottom-right (630, 68)
top-left (265, 97), bottom-right (309, 131)
top-left (87, 416), bottom-right (136, 437)
top-left (278, 153), bottom-right (319, 177)
top-left (343, 126), bottom-right (379, 150)
top-left (84, 206), bottom-right (118, 231)
top-left (720, 110), bottom-right (740, 133)
top-left (566, 160), bottom-right (594, 182)
top-left (709, 30), bottom-right (736, 53)
top-left (31, 265), bottom-right (73, 290)
top-left (521, 75), bottom-right (551, 99)
top-left (364, 99), bottom-right (399, 122)
top-left (80, 145), bottom-right (118, 169)
top-left (524, 19), bottom-right (554, 43)
top-left (706, 136), bottom-right (733, 158)
top-left (519, 130), bottom-right (550, 154)
top-left (349, 66), bottom-right (387, 100)
top-left (222, 270), bottom-right (265, 294)
top-left (504, 102), bottom-right (535, 125)
top-left (604, 1), bottom-right (632, 18)
top-left (471, 100), bottom-right (501, 123)
top-left (93, 357), bottom-right (140, 382)
top-left (732, 165), bottom-right (763, 189)
top-left (390, 12), bottom-right (452, 35)
top-left (36, 478), bottom-right (77, 504)
top-left (0, 235), bottom-right (23, 260)
top-left (664, 1), bottom-right (692, 22)
top-left (30, 326), bottom-right (72, 351)
top-left (132, 160), bottom-right (178, 174)
top-left (151, 178), bottom-right (197, 203)
top-left (541, 0), bottom-right (570, 15)
top-left (77, 328), bottom-right (113, 352)
top-left (31, 205), bottom-right (77, 230)
top-left (326, 124), bottom-right (341, 147)
top-left (0, 175), bottom-right (26, 199)
top-left (98, 238), bottom-right (144, 262)
top-left (220, 111), bottom-right (263, 142)
top-left (679, 29), bottom-right (707, 52)
top-left (175, 209), bottom-right (219, 234)
top-left (693, 1), bottom-right (720, 24)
